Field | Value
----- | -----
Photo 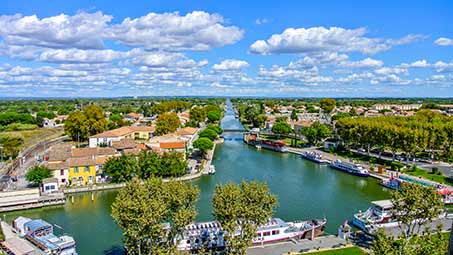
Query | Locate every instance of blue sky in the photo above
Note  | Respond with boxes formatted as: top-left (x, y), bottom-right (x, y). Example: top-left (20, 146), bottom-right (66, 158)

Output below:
top-left (0, 0), bottom-right (452, 97)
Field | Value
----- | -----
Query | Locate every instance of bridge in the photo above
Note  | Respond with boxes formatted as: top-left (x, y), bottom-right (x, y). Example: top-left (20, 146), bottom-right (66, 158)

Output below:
top-left (222, 128), bottom-right (247, 132)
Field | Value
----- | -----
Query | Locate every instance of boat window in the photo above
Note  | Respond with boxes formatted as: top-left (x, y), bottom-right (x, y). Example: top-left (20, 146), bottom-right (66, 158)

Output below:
top-left (271, 230), bottom-right (280, 235)
top-left (263, 231), bottom-right (271, 236)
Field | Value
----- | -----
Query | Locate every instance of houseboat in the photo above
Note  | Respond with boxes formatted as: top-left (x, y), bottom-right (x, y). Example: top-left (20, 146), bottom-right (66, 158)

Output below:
top-left (12, 217), bottom-right (78, 255)
top-left (177, 217), bottom-right (326, 251)
top-left (352, 200), bottom-right (396, 234)
top-left (243, 132), bottom-right (288, 153)
top-left (329, 160), bottom-right (369, 177)
top-left (301, 151), bottom-right (329, 164)
top-left (381, 178), bottom-right (402, 190)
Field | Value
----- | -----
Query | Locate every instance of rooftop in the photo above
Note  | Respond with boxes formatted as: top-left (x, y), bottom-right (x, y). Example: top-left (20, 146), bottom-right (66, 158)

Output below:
top-left (371, 199), bottom-right (393, 209)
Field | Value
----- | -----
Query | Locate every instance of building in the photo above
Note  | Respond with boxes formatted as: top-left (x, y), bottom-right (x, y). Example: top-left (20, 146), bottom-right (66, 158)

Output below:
top-left (147, 134), bottom-right (187, 156)
top-left (124, 112), bottom-right (144, 122)
top-left (289, 120), bottom-right (313, 133)
top-left (68, 157), bottom-right (97, 186)
top-left (176, 127), bottom-right (199, 147)
top-left (372, 104), bottom-right (422, 111)
top-left (41, 178), bottom-right (59, 194)
top-left (89, 126), bottom-right (155, 147)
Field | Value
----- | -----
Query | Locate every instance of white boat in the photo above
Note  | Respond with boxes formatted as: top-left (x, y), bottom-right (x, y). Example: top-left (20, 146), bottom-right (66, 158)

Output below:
top-left (329, 160), bottom-right (370, 177)
top-left (352, 200), bottom-right (397, 234)
top-left (208, 165), bottom-right (216, 175)
top-left (177, 217), bottom-right (326, 251)
top-left (301, 151), bottom-right (329, 164)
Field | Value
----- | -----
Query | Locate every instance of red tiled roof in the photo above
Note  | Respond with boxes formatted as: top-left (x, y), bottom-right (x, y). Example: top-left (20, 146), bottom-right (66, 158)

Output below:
top-left (159, 141), bottom-right (186, 149)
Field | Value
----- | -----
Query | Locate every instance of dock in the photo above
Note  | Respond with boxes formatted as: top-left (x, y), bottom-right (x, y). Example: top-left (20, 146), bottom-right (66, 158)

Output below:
top-left (247, 235), bottom-right (348, 255)
top-left (0, 189), bottom-right (66, 213)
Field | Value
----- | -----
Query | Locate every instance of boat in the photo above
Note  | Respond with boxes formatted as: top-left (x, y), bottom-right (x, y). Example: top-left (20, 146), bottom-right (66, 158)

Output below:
top-left (351, 200), bottom-right (397, 234)
top-left (329, 160), bottom-right (369, 177)
top-left (301, 151), bottom-right (329, 164)
top-left (381, 178), bottom-right (402, 190)
top-left (243, 132), bottom-right (288, 153)
top-left (177, 217), bottom-right (326, 251)
top-left (12, 217), bottom-right (78, 255)
top-left (208, 165), bottom-right (216, 175)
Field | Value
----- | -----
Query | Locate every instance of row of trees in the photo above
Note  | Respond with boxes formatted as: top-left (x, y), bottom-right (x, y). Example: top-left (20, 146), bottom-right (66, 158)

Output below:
top-left (104, 151), bottom-right (187, 182)
top-left (193, 124), bottom-right (224, 156)
top-left (112, 179), bottom-right (277, 255)
top-left (188, 104), bottom-right (223, 127)
top-left (336, 110), bottom-right (453, 161)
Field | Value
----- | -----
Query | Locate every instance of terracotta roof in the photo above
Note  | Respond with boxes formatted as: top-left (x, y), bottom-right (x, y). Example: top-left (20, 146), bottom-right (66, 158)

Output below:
top-left (91, 126), bottom-right (155, 138)
top-left (176, 127), bottom-right (198, 136)
top-left (123, 148), bottom-right (141, 155)
top-left (293, 120), bottom-right (313, 127)
top-left (68, 157), bottom-right (96, 167)
top-left (95, 156), bottom-right (112, 165)
top-left (136, 143), bottom-right (147, 150)
top-left (125, 112), bottom-right (142, 119)
top-left (111, 139), bottom-right (137, 150)
top-left (47, 144), bottom-right (72, 162)
top-left (47, 161), bottom-right (68, 170)
top-left (159, 141), bottom-right (186, 149)
top-left (71, 147), bottom-right (116, 157)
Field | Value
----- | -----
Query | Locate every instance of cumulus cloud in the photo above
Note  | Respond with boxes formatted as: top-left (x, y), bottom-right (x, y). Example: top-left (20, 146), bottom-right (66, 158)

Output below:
top-left (39, 48), bottom-right (126, 63)
top-left (339, 58), bottom-right (384, 69)
top-left (434, 37), bottom-right (453, 46)
top-left (212, 59), bottom-right (249, 71)
top-left (249, 26), bottom-right (420, 55)
top-left (400, 59), bottom-right (430, 68)
top-left (106, 11), bottom-right (244, 51)
top-left (255, 18), bottom-right (269, 25)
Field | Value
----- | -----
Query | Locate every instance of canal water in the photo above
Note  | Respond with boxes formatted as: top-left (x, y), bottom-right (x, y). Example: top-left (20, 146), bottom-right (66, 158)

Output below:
top-left (4, 100), bottom-right (390, 254)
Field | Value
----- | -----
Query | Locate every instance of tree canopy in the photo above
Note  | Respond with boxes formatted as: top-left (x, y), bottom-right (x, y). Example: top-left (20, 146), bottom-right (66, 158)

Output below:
top-left (155, 112), bottom-right (180, 135)
top-left (212, 181), bottom-right (277, 254)
top-left (272, 121), bottom-right (292, 136)
top-left (199, 128), bottom-right (218, 141)
top-left (26, 165), bottom-right (52, 185)
top-left (64, 105), bottom-right (107, 141)
top-left (193, 137), bottom-right (214, 155)
top-left (302, 121), bottom-right (332, 145)
top-left (319, 98), bottom-right (336, 113)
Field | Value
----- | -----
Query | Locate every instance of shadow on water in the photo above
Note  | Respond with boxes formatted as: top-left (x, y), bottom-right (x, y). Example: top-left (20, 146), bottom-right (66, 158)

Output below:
top-left (104, 246), bottom-right (126, 255)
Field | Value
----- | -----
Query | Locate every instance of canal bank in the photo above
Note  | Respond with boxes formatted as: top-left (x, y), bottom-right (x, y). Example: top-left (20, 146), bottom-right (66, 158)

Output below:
top-left (3, 100), bottom-right (391, 254)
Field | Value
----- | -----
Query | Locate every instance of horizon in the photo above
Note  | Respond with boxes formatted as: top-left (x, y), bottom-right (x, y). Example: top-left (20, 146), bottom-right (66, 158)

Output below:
top-left (0, 0), bottom-right (452, 97)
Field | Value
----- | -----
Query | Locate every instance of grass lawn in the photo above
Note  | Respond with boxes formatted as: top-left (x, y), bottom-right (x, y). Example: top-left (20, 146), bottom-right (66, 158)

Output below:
top-left (402, 167), bottom-right (453, 185)
top-left (304, 247), bottom-right (366, 255)
top-left (2, 126), bottom-right (64, 148)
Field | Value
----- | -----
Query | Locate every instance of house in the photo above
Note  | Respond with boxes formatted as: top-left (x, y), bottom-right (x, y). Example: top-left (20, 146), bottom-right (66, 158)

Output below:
top-left (89, 126), bottom-right (155, 147)
top-left (68, 157), bottom-right (97, 186)
top-left (178, 111), bottom-right (191, 125)
top-left (176, 127), bottom-right (199, 147)
top-left (290, 120), bottom-right (313, 133)
top-left (124, 112), bottom-right (144, 122)
top-left (47, 161), bottom-right (69, 187)
top-left (41, 178), bottom-right (59, 194)
top-left (147, 134), bottom-right (187, 156)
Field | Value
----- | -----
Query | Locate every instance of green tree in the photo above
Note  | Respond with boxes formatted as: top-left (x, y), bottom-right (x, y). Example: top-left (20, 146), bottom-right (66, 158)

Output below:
top-left (108, 113), bottom-right (127, 129)
top-left (104, 155), bottom-right (139, 183)
top-left (212, 181), bottom-right (277, 254)
top-left (26, 165), bottom-right (51, 185)
top-left (272, 122), bottom-right (292, 136)
top-left (83, 105), bottom-right (108, 136)
top-left (189, 106), bottom-right (207, 125)
top-left (193, 137), bottom-right (214, 157)
top-left (111, 178), bottom-right (199, 255)
top-left (199, 128), bottom-right (218, 141)
top-left (207, 110), bottom-right (221, 123)
top-left (64, 111), bottom-right (89, 141)
top-left (206, 124), bottom-right (223, 135)
top-left (319, 98), bottom-right (336, 113)
top-left (371, 183), bottom-right (444, 254)
top-left (290, 109), bottom-right (298, 121)
top-left (302, 121), bottom-right (332, 145)
top-left (155, 112), bottom-right (180, 135)
top-left (0, 135), bottom-right (24, 159)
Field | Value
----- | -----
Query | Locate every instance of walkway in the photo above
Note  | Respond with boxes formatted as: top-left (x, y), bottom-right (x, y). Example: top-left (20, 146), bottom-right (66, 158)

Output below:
top-left (247, 235), bottom-right (348, 255)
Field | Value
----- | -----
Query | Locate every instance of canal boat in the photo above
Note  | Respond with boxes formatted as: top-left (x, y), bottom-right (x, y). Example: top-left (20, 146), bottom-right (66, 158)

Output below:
top-left (243, 132), bottom-right (288, 153)
top-left (329, 160), bottom-right (369, 177)
top-left (177, 217), bottom-right (326, 251)
top-left (208, 165), bottom-right (216, 175)
top-left (301, 151), bottom-right (329, 164)
top-left (352, 200), bottom-right (397, 234)
top-left (380, 178), bottom-right (402, 190)
top-left (12, 217), bottom-right (78, 255)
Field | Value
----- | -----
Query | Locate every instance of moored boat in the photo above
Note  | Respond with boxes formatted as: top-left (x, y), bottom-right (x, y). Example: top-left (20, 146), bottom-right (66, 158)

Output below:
top-left (329, 160), bottom-right (369, 177)
top-left (301, 151), bottom-right (329, 164)
top-left (208, 165), bottom-right (216, 175)
top-left (351, 200), bottom-right (396, 234)
top-left (381, 178), bottom-right (402, 190)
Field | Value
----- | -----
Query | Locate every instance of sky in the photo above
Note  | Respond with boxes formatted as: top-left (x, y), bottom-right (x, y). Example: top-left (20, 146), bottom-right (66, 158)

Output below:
top-left (0, 0), bottom-right (452, 98)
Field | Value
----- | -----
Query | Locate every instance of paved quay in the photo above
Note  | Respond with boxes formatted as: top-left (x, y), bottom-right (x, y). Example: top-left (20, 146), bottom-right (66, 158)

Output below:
top-left (247, 235), bottom-right (348, 255)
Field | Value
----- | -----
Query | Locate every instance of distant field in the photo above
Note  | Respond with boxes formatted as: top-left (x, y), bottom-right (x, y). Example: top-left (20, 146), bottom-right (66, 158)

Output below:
top-left (2, 126), bottom-right (65, 148)
top-left (305, 247), bottom-right (366, 255)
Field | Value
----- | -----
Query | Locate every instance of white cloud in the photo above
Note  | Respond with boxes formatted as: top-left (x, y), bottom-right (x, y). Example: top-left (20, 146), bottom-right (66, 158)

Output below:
top-left (212, 59), bottom-right (249, 71)
top-left (39, 48), bottom-right (126, 63)
top-left (374, 67), bottom-right (408, 75)
top-left (434, 37), bottom-right (453, 46)
top-left (249, 26), bottom-right (420, 55)
top-left (288, 52), bottom-right (349, 69)
top-left (0, 12), bottom-right (111, 50)
top-left (106, 11), bottom-right (244, 51)
top-left (434, 61), bottom-right (453, 73)
top-left (340, 58), bottom-right (384, 69)
top-left (400, 59), bottom-right (430, 68)
top-left (255, 18), bottom-right (269, 25)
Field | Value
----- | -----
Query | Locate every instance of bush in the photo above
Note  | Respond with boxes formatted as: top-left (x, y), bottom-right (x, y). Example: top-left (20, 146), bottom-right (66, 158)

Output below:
top-left (431, 167), bottom-right (439, 174)
top-left (206, 124), bottom-right (223, 135)
top-left (199, 128), bottom-right (218, 141)
top-left (4, 123), bottom-right (38, 131)
top-left (26, 165), bottom-right (52, 185)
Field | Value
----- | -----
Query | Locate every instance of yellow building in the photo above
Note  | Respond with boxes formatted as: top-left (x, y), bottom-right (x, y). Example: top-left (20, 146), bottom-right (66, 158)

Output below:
top-left (68, 157), bottom-right (97, 186)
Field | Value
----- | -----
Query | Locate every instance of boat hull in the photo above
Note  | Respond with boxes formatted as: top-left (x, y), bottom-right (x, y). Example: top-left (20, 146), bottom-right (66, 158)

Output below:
top-left (329, 165), bottom-right (370, 177)
top-left (301, 154), bottom-right (328, 164)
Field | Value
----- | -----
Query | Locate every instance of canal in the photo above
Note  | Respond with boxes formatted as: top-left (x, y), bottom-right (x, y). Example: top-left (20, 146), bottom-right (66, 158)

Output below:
top-left (4, 100), bottom-right (390, 254)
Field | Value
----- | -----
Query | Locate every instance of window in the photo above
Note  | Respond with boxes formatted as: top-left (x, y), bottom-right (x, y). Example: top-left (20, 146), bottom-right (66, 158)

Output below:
top-left (78, 177), bottom-right (83, 183)
top-left (60, 169), bottom-right (64, 176)
top-left (84, 166), bottom-right (90, 173)
top-left (74, 167), bottom-right (79, 173)
top-left (271, 230), bottom-right (280, 235)
top-left (263, 232), bottom-right (271, 236)
top-left (61, 178), bottom-right (66, 183)
top-left (88, 176), bottom-right (93, 183)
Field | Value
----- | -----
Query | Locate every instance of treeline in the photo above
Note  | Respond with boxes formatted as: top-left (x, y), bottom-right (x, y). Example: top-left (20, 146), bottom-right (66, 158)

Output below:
top-left (188, 104), bottom-right (223, 127)
top-left (336, 110), bottom-right (453, 161)
top-left (104, 151), bottom-right (187, 182)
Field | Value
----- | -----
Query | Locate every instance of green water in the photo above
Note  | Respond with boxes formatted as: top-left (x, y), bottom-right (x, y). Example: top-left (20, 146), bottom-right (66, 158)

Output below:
top-left (4, 101), bottom-right (390, 254)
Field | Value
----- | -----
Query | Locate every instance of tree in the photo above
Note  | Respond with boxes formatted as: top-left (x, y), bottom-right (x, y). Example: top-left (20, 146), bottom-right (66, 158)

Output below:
top-left (108, 113), bottom-right (127, 129)
top-left (189, 106), bottom-right (207, 125)
top-left (112, 178), bottom-right (199, 255)
top-left (104, 155), bottom-right (139, 183)
top-left (0, 135), bottom-right (24, 159)
top-left (320, 98), bottom-right (336, 113)
top-left (371, 183), bottom-right (445, 254)
top-left (193, 137), bottom-right (214, 156)
top-left (26, 165), bottom-right (51, 185)
top-left (272, 122), bottom-right (292, 136)
top-left (206, 124), bottom-right (223, 135)
top-left (207, 110), bottom-right (221, 123)
top-left (155, 112), bottom-right (180, 135)
top-left (83, 105), bottom-right (108, 136)
top-left (212, 181), bottom-right (277, 254)
top-left (290, 109), bottom-right (298, 121)
top-left (199, 128), bottom-right (218, 141)
top-left (64, 111), bottom-right (89, 141)
top-left (302, 121), bottom-right (332, 145)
